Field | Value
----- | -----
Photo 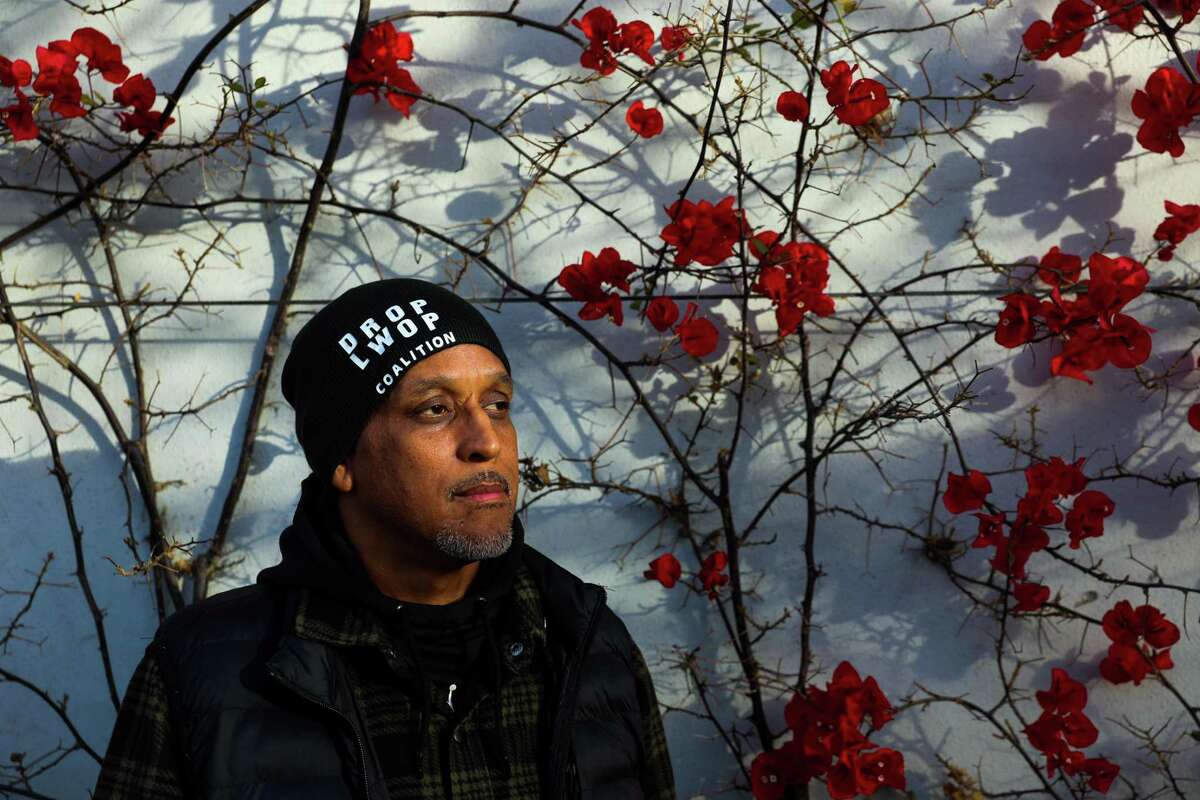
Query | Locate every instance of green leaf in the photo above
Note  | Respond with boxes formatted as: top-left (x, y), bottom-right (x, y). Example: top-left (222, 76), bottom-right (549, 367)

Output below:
top-left (254, 76), bottom-right (268, 89)
top-left (229, 81), bottom-right (246, 94)
top-left (254, 99), bottom-right (270, 109)
top-left (790, 9), bottom-right (814, 29)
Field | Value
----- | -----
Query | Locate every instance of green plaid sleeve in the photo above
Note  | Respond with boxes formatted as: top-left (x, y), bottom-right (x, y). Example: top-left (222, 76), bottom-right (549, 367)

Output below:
top-left (630, 644), bottom-right (676, 800)
top-left (91, 646), bottom-right (187, 800)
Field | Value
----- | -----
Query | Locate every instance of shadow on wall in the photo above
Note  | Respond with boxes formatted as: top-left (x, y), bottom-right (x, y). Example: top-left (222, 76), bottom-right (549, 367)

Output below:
top-left (0, 444), bottom-right (162, 799)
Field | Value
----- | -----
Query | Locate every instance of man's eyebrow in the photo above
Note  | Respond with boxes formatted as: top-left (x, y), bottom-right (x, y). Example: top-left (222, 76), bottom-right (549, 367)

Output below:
top-left (401, 371), bottom-right (513, 396)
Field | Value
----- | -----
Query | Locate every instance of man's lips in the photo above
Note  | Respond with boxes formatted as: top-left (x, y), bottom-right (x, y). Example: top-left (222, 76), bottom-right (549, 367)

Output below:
top-left (453, 483), bottom-right (507, 502)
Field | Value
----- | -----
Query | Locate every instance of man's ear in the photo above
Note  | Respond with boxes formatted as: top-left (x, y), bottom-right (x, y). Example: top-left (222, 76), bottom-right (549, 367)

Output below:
top-left (332, 461), bottom-right (354, 493)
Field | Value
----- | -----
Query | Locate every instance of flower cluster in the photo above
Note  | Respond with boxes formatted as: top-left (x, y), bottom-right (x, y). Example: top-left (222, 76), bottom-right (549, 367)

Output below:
top-left (1152, 200), bottom-right (1200, 260)
top-left (557, 247), bottom-right (636, 326)
top-left (1099, 600), bottom-right (1180, 685)
top-left (1, 27), bottom-right (172, 142)
top-left (1021, 1), bottom-right (1200, 156)
top-left (660, 195), bottom-right (751, 267)
top-left (944, 458), bottom-right (1116, 613)
top-left (1024, 668), bottom-right (1119, 792)
top-left (750, 661), bottom-right (904, 800)
top-left (819, 60), bottom-right (889, 126)
top-left (750, 231), bottom-right (835, 337)
top-left (346, 20), bottom-right (421, 117)
top-left (995, 248), bottom-right (1152, 384)
top-left (643, 549), bottom-right (728, 597)
top-left (570, 7), bottom-right (655, 76)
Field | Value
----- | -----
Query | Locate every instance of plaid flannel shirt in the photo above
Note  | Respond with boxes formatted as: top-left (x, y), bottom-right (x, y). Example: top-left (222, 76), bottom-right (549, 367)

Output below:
top-left (92, 565), bottom-right (675, 799)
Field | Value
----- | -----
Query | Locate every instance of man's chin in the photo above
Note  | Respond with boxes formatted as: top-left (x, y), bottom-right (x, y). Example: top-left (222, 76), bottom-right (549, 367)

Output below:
top-left (432, 522), bottom-right (514, 562)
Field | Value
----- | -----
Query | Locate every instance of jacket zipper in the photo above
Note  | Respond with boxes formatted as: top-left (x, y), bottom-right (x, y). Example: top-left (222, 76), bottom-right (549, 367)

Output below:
top-left (266, 667), bottom-right (372, 800)
top-left (547, 587), bottom-right (606, 798)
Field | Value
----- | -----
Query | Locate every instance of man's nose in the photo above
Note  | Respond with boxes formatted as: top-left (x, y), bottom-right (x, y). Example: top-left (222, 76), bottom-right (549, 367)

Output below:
top-left (457, 402), bottom-right (501, 462)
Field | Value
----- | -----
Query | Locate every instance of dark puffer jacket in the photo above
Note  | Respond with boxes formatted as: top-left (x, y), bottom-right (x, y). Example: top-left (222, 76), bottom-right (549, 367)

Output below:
top-left (92, 475), bottom-right (675, 799)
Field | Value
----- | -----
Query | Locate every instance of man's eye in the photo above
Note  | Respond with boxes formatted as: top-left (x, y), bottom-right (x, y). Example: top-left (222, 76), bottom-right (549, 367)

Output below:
top-left (418, 403), bottom-right (450, 417)
top-left (488, 400), bottom-right (511, 413)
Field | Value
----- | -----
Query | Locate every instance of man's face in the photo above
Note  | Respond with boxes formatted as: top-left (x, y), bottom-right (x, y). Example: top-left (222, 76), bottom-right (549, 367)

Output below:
top-left (337, 344), bottom-right (519, 563)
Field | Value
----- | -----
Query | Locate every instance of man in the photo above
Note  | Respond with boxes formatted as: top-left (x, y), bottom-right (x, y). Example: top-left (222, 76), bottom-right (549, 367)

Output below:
top-left (92, 278), bottom-right (675, 799)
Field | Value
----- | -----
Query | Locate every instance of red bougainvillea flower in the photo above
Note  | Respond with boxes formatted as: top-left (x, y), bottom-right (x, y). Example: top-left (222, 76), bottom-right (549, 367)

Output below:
top-left (611, 20), bottom-right (654, 65)
top-left (643, 553), bottom-right (681, 588)
top-left (674, 301), bottom-right (719, 357)
top-left (0, 56), bottom-right (33, 89)
top-left (996, 253), bottom-right (1152, 383)
top-left (850, 748), bottom-right (906, 795)
top-left (70, 27), bottom-right (129, 84)
top-left (1022, 0), bottom-right (1095, 60)
top-left (625, 99), bottom-right (663, 138)
top-left (557, 247), bottom-right (636, 326)
top-left (1094, 0), bottom-right (1145, 30)
top-left (1026, 456), bottom-right (1088, 499)
top-left (776, 90), bottom-right (810, 122)
top-left (571, 8), bottom-right (656, 75)
top-left (33, 40), bottom-right (86, 119)
top-left (645, 295), bottom-right (679, 331)
top-left (1013, 581), bottom-right (1051, 612)
top-left (114, 73), bottom-right (155, 111)
top-left (1188, 403), bottom-right (1200, 431)
top-left (1080, 757), bottom-right (1120, 793)
top-left (1098, 313), bottom-right (1153, 369)
top-left (1085, 253), bottom-right (1149, 314)
top-left (346, 20), bottom-right (421, 116)
top-left (660, 195), bottom-right (750, 267)
top-left (1155, 0), bottom-right (1200, 23)
top-left (572, 7), bottom-right (617, 42)
top-left (1099, 600), bottom-right (1179, 685)
top-left (750, 749), bottom-right (789, 800)
top-left (753, 236), bottom-right (835, 336)
top-left (767, 661), bottom-right (903, 799)
top-left (1095, 0), bottom-right (1144, 31)
top-left (1100, 642), bottom-right (1172, 685)
top-left (819, 60), bottom-right (889, 125)
top-left (1153, 200), bottom-right (1200, 260)
top-left (1037, 246), bottom-right (1083, 287)
top-left (659, 25), bottom-right (692, 60)
top-left (820, 60), bottom-right (855, 106)
top-left (1131, 66), bottom-right (1200, 157)
top-left (113, 73), bottom-right (174, 139)
top-left (995, 292), bottom-right (1040, 348)
top-left (1002, 517), bottom-right (1050, 579)
top-left (1033, 669), bottom-right (1091, 724)
top-left (698, 551), bottom-right (728, 599)
top-left (971, 512), bottom-right (1005, 549)
top-left (1, 90), bottom-right (37, 141)
top-left (1102, 600), bottom-right (1180, 648)
top-left (1063, 489), bottom-right (1113, 548)
top-left (943, 469), bottom-right (991, 514)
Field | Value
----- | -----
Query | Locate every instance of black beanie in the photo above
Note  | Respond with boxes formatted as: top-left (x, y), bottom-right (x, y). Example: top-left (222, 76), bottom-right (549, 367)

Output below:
top-left (280, 278), bottom-right (511, 483)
